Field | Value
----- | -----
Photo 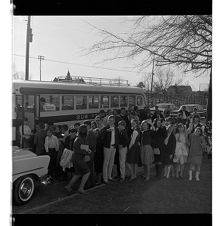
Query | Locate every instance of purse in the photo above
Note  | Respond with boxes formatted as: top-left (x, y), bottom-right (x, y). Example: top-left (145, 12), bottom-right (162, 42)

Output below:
top-left (173, 155), bottom-right (178, 163)
top-left (153, 148), bottom-right (160, 155)
top-left (84, 155), bottom-right (90, 162)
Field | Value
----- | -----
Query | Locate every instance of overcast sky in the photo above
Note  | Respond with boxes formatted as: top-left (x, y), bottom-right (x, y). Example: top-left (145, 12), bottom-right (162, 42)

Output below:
top-left (12, 16), bottom-right (210, 90)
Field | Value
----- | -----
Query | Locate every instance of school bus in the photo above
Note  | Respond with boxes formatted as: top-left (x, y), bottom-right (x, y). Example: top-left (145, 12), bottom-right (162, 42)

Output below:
top-left (12, 77), bottom-right (147, 146)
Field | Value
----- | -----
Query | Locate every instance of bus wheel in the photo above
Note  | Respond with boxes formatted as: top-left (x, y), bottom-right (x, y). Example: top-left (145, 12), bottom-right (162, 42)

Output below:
top-left (13, 175), bottom-right (35, 205)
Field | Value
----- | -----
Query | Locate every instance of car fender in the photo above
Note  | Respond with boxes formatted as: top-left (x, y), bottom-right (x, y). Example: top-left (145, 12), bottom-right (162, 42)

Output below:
top-left (13, 149), bottom-right (50, 182)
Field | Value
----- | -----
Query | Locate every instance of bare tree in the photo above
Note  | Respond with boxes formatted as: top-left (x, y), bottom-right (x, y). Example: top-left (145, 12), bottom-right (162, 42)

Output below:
top-left (86, 15), bottom-right (211, 74)
top-left (136, 81), bottom-right (145, 88)
top-left (141, 67), bottom-right (183, 93)
top-left (86, 15), bottom-right (212, 119)
top-left (142, 73), bottom-right (152, 91)
top-left (153, 68), bottom-right (173, 94)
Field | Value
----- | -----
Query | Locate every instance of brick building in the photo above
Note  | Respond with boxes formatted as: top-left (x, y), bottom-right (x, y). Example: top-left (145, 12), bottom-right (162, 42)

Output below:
top-left (167, 85), bottom-right (192, 96)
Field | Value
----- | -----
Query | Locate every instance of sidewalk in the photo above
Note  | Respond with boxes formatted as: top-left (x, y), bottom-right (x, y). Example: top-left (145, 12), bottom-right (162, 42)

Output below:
top-left (18, 157), bottom-right (211, 214)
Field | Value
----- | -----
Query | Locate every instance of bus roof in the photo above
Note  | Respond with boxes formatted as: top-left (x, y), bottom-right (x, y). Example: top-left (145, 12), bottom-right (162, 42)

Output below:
top-left (13, 80), bottom-right (145, 95)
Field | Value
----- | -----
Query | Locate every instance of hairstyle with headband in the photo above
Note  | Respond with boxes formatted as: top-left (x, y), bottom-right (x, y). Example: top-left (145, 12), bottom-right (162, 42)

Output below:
top-left (108, 115), bottom-right (115, 121)
top-left (195, 127), bottom-right (203, 136)
top-left (91, 121), bottom-right (97, 127)
top-left (131, 118), bottom-right (140, 130)
top-left (166, 124), bottom-right (174, 133)
top-left (141, 120), bottom-right (150, 131)
top-left (69, 126), bottom-right (77, 133)
top-left (153, 118), bottom-right (164, 128)
top-left (118, 120), bottom-right (126, 127)
top-left (78, 124), bottom-right (88, 138)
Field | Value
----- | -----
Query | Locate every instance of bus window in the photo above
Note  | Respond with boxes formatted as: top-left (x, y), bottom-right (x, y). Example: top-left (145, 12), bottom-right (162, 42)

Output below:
top-left (24, 95), bottom-right (35, 112)
top-left (120, 96), bottom-right (128, 107)
top-left (15, 95), bottom-right (22, 113)
top-left (137, 95), bottom-right (143, 106)
top-left (62, 95), bottom-right (74, 110)
top-left (23, 95), bottom-right (35, 131)
top-left (40, 95), bottom-right (59, 112)
top-left (111, 96), bottom-right (119, 108)
top-left (129, 95), bottom-right (136, 106)
top-left (101, 96), bottom-right (109, 108)
top-left (76, 96), bottom-right (87, 110)
top-left (89, 96), bottom-right (99, 109)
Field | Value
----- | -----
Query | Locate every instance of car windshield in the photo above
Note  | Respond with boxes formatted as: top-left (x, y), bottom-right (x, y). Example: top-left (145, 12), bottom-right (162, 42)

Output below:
top-left (187, 106), bottom-right (196, 111)
top-left (182, 105), bottom-right (203, 111)
top-left (157, 104), bottom-right (175, 109)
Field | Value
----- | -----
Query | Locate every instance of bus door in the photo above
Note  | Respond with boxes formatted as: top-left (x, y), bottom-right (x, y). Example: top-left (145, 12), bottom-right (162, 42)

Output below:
top-left (13, 94), bottom-right (23, 147)
top-left (23, 95), bottom-right (35, 130)
top-left (19, 95), bottom-right (38, 148)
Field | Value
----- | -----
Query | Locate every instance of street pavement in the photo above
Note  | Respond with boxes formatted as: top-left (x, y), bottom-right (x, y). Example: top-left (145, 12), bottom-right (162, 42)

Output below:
top-left (13, 156), bottom-right (211, 214)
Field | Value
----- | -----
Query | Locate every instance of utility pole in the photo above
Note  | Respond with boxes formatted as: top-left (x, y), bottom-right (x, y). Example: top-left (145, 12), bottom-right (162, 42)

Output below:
top-left (25, 16), bottom-right (32, 80)
top-left (150, 58), bottom-right (155, 92)
top-left (38, 56), bottom-right (45, 81)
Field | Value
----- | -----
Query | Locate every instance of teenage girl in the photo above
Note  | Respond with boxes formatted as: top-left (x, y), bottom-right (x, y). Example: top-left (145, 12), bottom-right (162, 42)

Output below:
top-left (173, 123), bottom-right (189, 178)
top-left (140, 120), bottom-right (155, 181)
top-left (163, 124), bottom-right (176, 179)
top-left (187, 127), bottom-right (205, 181)
top-left (126, 119), bottom-right (141, 181)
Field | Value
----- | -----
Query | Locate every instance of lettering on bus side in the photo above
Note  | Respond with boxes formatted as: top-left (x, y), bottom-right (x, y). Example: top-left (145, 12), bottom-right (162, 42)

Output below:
top-left (74, 113), bottom-right (96, 121)
top-left (40, 113), bottom-right (97, 123)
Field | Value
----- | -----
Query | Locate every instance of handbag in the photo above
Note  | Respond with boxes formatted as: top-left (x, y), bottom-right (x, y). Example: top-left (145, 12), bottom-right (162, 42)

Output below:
top-left (153, 148), bottom-right (160, 155)
top-left (173, 154), bottom-right (178, 163)
top-left (84, 155), bottom-right (90, 162)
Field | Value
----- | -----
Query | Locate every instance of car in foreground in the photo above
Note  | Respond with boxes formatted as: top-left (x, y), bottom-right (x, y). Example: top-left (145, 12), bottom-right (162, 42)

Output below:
top-left (12, 147), bottom-right (50, 205)
top-left (170, 104), bottom-right (207, 118)
top-left (150, 103), bottom-right (177, 115)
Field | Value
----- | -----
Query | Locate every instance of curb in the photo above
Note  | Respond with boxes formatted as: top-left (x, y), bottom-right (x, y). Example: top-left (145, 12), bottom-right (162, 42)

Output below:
top-left (18, 183), bottom-right (105, 214)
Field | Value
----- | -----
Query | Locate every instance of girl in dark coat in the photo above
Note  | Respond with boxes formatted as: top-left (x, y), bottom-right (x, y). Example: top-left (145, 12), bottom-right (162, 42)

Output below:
top-left (126, 119), bottom-right (141, 181)
top-left (187, 127), bottom-right (206, 181)
top-left (140, 119), bottom-right (155, 181)
top-left (163, 125), bottom-right (176, 179)
top-left (152, 118), bottom-right (167, 178)
top-left (65, 125), bottom-right (91, 194)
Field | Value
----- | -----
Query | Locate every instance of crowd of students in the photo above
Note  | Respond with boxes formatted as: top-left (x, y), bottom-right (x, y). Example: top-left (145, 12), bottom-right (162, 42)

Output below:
top-left (19, 105), bottom-right (212, 194)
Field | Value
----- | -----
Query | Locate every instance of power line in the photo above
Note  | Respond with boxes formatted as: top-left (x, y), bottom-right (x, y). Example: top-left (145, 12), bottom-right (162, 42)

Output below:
top-left (13, 54), bottom-right (148, 74)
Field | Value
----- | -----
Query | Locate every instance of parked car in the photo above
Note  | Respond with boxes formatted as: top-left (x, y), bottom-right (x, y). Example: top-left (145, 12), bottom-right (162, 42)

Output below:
top-left (150, 103), bottom-right (177, 116)
top-left (170, 104), bottom-right (207, 118)
top-left (12, 147), bottom-right (50, 205)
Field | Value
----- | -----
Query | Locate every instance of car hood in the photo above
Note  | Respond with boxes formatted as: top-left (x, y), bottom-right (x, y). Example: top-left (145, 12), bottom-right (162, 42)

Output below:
top-left (150, 107), bottom-right (165, 111)
top-left (171, 110), bottom-right (179, 113)
top-left (13, 148), bottom-right (37, 160)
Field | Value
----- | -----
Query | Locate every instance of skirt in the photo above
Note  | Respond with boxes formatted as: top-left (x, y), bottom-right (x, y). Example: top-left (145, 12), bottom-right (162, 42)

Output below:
top-left (73, 158), bottom-right (90, 175)
top-left (48, 148), bottom-right (58, 176)
top-left (140, 145), bottom-right (154, 165)
top-left (126, 146), bottom-right (140, 164)
top-left (94, 146), bottom-right (104, 174)
top-left (173, 142), bottom-right (188, 164)
top-left (163, 152), bottom-right (174, 165)
top-left (173, 154), bottom-right (187, 165)
top-left (187, 155), bottom-right (202, 166)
